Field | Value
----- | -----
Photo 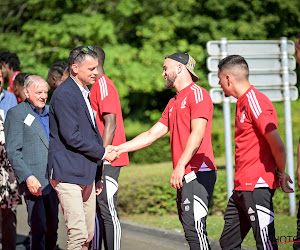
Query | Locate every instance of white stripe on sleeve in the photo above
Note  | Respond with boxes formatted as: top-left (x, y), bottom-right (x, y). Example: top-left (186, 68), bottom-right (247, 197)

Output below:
top-left (190, 84), bottom-right (203, 104)
top-left (246, 90), bottom-right (262, 119)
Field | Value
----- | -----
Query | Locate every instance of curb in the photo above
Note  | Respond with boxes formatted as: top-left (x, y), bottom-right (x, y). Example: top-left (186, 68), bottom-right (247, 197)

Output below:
top-left (120, 220), bottom-right (255, 250)
top-left (121, 220), bottom-right (186, 242)
top-left (121, 220), bottom-right (223, 249)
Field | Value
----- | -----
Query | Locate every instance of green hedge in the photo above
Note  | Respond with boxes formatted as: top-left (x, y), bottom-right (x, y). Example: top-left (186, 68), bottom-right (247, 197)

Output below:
top-left (126, 129), bottom-right (225, 164)
top-left (118, 182), bottom-right (177, 215)
top-left (117, 162), bottom-right (178, 215)
top-left (127, 136), bottom-right (172, 164)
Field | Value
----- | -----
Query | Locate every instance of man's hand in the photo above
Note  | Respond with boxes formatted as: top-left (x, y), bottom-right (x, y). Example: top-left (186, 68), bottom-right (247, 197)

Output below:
top-left (96, 181), bottom-right (103, 195)
top-left (170, 164), bottom-right (185, 189)
top-left (105, 150), bottom-right (119, 163)
top-left (279, 172), bottom-right (294, 193)
top-left (26, 175), bottom-right (42, 196)
top-left (106, 145), bottom-right (117, 153)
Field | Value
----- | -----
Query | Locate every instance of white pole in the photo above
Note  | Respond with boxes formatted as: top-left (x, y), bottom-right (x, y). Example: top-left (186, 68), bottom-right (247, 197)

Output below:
top-left (220, 37), bottom-right (234, 200)
top-left (280, 36), bottom-right (296, 216)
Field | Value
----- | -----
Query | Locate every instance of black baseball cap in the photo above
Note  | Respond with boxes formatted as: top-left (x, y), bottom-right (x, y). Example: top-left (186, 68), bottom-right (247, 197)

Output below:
top-left (166, 53), bottom-right (199, 82)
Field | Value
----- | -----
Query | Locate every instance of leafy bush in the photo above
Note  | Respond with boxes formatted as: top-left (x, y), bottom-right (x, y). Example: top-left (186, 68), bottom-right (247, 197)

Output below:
top-left (127, 136), bottom-right (172, 164)
top-left (118, 182), bottom-right (177, 215)
top-left (117, 162), bottom-right (177, 215)
top-left (126, 130), bottom-right (226, 164)
top-left (209, 169), bottom-right (228, 215)
top-left (118, 162), bottom-right (294, 216)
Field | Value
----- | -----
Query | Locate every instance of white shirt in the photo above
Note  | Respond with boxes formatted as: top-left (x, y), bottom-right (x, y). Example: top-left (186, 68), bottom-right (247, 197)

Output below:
top-left (71, 76), bottom-right (95, 127)
top-left (71, 76), bottom-right (107, 160)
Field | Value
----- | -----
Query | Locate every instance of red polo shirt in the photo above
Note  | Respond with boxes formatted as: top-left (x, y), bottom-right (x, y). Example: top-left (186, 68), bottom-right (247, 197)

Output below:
top-left (90, 74), bottom-right (129, 167)
top-left (159, 83), bottom-right (216, 175)
top-left (234, 86), bottom-right (279, 191)
top-left (8, 71), bottom-right (21, 103)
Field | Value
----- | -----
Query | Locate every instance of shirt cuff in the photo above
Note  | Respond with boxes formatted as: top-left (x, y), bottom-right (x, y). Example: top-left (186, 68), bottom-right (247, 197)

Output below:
top-left (24, 174), bottom-right (33, 182)
top-left (101, 148), bottom-right (107, 160)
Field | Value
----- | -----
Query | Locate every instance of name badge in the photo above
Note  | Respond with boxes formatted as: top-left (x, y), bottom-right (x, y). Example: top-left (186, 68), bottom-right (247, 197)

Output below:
top-left (184, 170), bottom-right (197, 183)
top-left (24, 114), bottom-right (35, 126)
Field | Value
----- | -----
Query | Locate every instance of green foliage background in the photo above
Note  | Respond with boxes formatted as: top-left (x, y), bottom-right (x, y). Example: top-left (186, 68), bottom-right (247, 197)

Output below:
top-left (1, 0), bottom-right (300, 122)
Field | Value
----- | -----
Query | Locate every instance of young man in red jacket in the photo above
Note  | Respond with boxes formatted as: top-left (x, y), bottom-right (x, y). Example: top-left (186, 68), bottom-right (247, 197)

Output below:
top-left (218, 55), bottom-right (293, 250)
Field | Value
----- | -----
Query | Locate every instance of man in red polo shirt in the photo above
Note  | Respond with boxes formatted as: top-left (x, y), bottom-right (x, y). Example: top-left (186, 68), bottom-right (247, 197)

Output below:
top-left (111, 52), bottom-right (217, 249)
top-left (90, 46), bottom-right (129, 250)
top-left (218, 55), bottom-right (293, 250)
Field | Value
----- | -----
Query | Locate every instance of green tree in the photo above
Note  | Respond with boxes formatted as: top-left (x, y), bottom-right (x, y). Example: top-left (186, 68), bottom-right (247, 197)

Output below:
top-left (0, 0), bottom-right (299, 121)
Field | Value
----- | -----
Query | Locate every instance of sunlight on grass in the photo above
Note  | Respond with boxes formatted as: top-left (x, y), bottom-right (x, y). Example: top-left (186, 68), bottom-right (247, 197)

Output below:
top-left (120, 213), bottom-right (298, 249)
top-left (120, 161), bottom-right (173, 183)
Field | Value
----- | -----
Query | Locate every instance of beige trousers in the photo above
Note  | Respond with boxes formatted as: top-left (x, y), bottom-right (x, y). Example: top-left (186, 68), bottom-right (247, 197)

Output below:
top-left (50, 179), bottom-right (96, 250)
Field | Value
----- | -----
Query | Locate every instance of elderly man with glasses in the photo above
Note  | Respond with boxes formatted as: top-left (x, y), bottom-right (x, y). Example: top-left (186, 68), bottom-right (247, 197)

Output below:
top-left (47, 46), bottom-right (119, 250)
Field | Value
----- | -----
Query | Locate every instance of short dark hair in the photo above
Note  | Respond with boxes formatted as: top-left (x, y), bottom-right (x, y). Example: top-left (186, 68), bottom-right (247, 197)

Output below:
top-left (68, 46), bottom-right (98, 68)
top-left (92, 46), bottom-right (105, 66)
top-left (0, 51), bottom-right (10, 62)
top-left (218, 55), bottom-right (249, 78)
top-left (0, 51), bottom-right (20, 71)
top-left (49, 61), bottom-right (68, 76)
top-left (13, 72), bottom-right (29, 87)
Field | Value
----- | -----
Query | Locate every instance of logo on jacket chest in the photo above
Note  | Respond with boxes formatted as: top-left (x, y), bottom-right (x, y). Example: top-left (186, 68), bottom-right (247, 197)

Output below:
top-left (181, 97), bottom-right (187, 109)
top-left (240, 109), bottom-right (246, 123)
top-left (169, 107), bottom-right (173, 117)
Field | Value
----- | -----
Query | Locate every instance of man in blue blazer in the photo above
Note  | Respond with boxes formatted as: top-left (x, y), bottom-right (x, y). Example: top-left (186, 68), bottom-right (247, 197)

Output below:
top-left (5, 75), bottom-right (59, 250)
top-left (47, 46), bottom-right (118, 250)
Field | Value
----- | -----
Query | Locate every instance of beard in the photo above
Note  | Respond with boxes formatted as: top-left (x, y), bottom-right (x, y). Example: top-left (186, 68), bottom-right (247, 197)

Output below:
top-left (165, 72), bottom-right (177, 89)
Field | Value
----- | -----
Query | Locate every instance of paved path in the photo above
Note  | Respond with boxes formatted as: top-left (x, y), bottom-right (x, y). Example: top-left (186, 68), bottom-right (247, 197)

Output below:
top-left (15, 198), bottom-right (67, 250)
top-left (11, 199), bottom-right (254, 250)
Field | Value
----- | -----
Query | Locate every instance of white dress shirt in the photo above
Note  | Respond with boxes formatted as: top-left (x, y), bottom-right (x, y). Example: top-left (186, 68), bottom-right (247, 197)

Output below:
top-left (71, 76), bottom-right (107, 160)
top-left (71, 76), bottom-right (95, 127)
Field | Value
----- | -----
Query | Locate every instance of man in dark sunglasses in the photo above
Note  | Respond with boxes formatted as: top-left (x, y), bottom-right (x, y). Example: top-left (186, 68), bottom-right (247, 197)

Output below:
top-left (47, 46), bottom-right (119, 249)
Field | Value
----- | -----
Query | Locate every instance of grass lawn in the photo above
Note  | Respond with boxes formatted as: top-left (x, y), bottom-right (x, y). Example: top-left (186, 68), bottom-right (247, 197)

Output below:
top-left (118, 160), bottom-right (299, 249)
top-left (120, 213), bottom-right (298, 249)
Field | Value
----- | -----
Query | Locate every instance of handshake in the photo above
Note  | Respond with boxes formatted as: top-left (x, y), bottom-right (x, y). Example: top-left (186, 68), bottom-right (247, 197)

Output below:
top-left (104, 145), bottom-right (121, 163)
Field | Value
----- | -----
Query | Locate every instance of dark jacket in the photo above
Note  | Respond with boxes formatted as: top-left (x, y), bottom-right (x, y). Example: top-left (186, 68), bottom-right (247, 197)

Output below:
top-left (47, 76), bottom-right (104, 186)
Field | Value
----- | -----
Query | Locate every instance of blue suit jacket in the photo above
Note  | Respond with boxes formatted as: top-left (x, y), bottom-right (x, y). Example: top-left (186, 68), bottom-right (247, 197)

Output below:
top-left (4, 101), bottom-right (50, 195)
top-left (46, 76), bottom-right (105, 186)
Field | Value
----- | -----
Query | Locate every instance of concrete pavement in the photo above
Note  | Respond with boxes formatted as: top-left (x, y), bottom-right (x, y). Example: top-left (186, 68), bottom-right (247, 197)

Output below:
top-left (15, 197), bottom-right (67, 250)
top-left (12, 199), bottom-right (254, 250)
